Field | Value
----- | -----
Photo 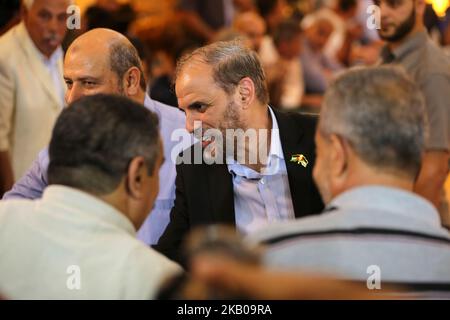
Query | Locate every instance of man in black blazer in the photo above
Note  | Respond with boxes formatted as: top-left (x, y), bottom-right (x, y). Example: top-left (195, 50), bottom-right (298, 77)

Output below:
top-left (154, 41), bottom-right (324, 263)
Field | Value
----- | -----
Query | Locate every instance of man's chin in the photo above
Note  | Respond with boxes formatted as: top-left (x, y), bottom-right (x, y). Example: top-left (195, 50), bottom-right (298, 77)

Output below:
top-left (377, 28), bottom-right (394, 41)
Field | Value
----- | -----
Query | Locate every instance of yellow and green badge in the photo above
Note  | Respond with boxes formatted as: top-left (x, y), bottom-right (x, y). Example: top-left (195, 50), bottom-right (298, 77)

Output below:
top-left (290, 154), bottom-right (308, 168)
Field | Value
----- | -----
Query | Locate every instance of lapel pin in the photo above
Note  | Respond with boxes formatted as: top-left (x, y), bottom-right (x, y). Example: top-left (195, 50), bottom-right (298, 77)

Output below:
top-left (290, 154), bottom-right (308, 168)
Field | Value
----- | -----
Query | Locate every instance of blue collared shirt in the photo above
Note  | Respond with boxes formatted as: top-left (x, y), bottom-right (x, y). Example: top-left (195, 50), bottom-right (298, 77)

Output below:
top-left (3, 95), bottom-right (188, 245)
top-left (227, 107), bottom-right (295, 235)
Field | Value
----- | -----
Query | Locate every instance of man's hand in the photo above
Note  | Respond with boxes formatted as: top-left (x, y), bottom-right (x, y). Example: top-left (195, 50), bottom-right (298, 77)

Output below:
top-left (190, 254), bottom-right (396, 300)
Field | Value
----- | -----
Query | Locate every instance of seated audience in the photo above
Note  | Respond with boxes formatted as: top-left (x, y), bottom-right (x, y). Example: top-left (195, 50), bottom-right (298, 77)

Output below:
top-left (233, 11), bottom-right (267, 52)
top-left (0, 94), bottom-right (180, 299)
top-left (301, 17), bottom-right (342, 95)
top-left (266, 19), bottom-right (304, 109)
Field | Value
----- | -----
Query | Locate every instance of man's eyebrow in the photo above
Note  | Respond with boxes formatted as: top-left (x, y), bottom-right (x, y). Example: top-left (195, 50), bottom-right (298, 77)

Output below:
top-left (63, 76), bottom-right (99, 82)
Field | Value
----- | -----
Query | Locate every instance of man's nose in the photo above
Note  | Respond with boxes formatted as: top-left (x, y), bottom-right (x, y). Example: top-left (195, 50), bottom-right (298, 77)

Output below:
top-left (65, 84), bottom-right (82, 105)
top-left (185, 111), bottom-right (196, 133)
top-left (48, 16), bottom-right (59, 33)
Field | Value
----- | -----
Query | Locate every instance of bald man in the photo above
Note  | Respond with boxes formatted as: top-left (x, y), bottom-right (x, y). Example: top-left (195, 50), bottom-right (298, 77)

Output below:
top-left (3, 28), bottom-right (190, 245)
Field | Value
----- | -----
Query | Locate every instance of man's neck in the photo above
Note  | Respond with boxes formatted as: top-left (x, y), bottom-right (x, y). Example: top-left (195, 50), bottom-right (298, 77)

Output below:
top-left (135, 89), bottom-right (146, 104)
top-left (346, 166), bottom-right (415, 194)
top-left (239, 105), bottom-right (273, 173)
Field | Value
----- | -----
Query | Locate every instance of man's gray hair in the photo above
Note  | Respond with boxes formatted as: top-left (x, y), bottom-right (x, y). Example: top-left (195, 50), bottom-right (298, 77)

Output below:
top-left (320, 66), bottom-right (427, 177)
top-left (109, 40), bottom-right (147, 91)
top-left (176, 40), bottom-right (269, 105)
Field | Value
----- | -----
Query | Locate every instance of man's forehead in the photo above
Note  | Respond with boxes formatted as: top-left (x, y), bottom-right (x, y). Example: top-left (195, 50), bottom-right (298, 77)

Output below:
top-left (64, 65), bottom-right (110, 83)
top-left (65, 47), bottom-right (109, 71)
top-left (32, 0), bottom-right (71, 11)
top-left (176, 62), bottom-right (215, 94)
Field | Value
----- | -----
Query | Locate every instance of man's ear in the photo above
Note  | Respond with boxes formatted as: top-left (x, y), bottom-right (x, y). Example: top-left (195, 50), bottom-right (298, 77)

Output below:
top-left (237, 77), bottom-right (256, 109)
top-left (329, 134), bottom-right (349, 181)
top-left (125, 156), bottom-right (146, 199)
top-left (123, 67), bottom-right (141, 96)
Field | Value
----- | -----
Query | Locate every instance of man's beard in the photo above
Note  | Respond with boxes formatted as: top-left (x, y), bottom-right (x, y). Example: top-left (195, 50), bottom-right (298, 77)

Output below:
top-left (202, 99), bottom-right (244, 163)
top-left (379, 7), bottom-right (416, 42)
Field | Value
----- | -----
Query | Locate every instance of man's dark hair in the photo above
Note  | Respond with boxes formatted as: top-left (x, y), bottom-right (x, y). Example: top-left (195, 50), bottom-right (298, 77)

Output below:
top-left (109, 40), bottom-right (147, 91)
top-left (337, 0), bottom-right (357, 12)
top-left (273, 19), bottom-right (301, 47)
top-left (255, 0), bottom-right (279, 18)
top-left (48, 94), bottom-right (160, 195)
top-left (0, 0), bottom-right (20, 32)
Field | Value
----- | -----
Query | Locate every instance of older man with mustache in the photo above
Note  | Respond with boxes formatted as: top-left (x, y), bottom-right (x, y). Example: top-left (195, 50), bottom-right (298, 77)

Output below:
top-left (3, 28), bottom-right (189, 246)
top-left (0, 0), bottom-right (72, 195)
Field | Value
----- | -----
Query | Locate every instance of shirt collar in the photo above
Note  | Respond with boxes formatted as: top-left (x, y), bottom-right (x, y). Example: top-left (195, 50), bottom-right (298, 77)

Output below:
top-left (227, 106), bottom-right (284, 178)
top-left (144, 94), bottom-right (154, 111)
top-left (381, 30), bottom-right (428, 63)
top-left (41, 185), bottom-right (136, 236)
top-left (267, 106), bottom-right (284, 161)
top-left (38, 46), bottom-right (63, 66)
top-left (327, 185), bottom-right (441, 227)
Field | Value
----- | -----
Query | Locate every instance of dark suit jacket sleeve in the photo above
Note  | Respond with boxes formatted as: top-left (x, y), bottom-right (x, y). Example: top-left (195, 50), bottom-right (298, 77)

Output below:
top-left (153, 162), bottom-right (189, 264)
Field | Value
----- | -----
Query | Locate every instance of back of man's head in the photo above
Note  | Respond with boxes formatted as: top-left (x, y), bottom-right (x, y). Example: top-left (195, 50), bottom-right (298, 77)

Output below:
top-left (48, 94), bottom-right (160, 196)
top-left (320, 66), bottom-right (427, 179)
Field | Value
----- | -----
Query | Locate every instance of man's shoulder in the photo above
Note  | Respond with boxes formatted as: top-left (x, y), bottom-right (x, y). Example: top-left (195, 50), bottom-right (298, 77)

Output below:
top-left (248, 209), bottom-right (341, 244)
top-left (273, 109), bottom-right (318, 136)
top-left (122, 240), bottom-right (181, 288)
top-left (0, 198), bottom-right (35, 225)
top-left (406, 39), bottom-right (450, 80)
top-left (149, 99), bottom-right (186, 128)
top-left (0, 24), bottom-right (23, 60)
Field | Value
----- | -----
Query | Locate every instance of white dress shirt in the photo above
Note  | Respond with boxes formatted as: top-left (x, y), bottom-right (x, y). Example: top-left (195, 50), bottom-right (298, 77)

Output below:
top-left (38, 47), bottom-right (65, 108)
top-left (0, 185), bottom-right (181, 299)
top-left (227, 107), bottom-right (295, 235)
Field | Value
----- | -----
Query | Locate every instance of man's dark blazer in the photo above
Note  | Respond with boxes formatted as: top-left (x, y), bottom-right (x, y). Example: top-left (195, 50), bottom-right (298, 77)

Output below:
top-left (154, 109), bottom-right (324, 263)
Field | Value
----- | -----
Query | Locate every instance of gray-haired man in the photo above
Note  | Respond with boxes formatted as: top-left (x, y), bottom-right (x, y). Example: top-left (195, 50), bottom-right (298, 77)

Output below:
top-left (250, 66), bottom-right (450, 287)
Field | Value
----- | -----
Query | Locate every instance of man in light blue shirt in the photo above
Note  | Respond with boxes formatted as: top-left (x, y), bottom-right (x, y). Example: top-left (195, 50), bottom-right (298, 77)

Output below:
top-left (3, 28), bottom-right (190, 245)
top-left (228, 107), bottom-right (295, 234)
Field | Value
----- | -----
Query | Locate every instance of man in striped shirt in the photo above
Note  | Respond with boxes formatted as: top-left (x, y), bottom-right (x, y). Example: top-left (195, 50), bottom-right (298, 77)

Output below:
top-left (250, 66), bottom-right (450, 290)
